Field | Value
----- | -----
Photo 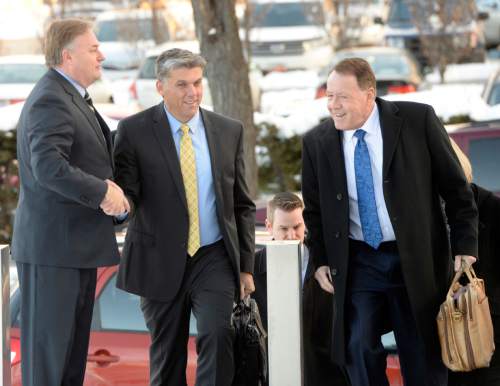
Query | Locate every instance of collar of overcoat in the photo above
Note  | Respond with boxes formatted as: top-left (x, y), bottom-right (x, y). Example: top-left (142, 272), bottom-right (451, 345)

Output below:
top-left (319, 97), bottom-right (403, 180)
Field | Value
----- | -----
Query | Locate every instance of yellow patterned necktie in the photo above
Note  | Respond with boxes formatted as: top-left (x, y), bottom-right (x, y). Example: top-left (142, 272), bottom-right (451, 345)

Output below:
top-left (180, 124), bottom-right (200, 256)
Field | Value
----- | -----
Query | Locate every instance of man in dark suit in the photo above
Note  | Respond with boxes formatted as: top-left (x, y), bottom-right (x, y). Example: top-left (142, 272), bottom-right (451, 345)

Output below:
top-left (11, 19), bottom-right (127, 386)
top-left (301, 58), bottom-right (478, 386)
top-left (113, 48), bottom-right (255, 386)
top-left (253, 192), bottom-right (349, 386)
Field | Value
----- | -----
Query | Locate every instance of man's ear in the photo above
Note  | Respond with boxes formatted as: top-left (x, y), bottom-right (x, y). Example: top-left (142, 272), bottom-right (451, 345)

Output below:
top-left (265, 218), bottom-right (272, 234)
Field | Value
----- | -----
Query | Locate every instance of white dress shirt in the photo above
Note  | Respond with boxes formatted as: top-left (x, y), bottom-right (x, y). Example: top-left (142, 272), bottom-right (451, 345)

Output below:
top-left (342, 104), bottom-right (396, 242)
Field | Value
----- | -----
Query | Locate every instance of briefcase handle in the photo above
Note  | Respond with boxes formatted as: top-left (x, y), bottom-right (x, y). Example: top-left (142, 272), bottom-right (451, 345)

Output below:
top-left (447, 265), bottom-right (486, 303)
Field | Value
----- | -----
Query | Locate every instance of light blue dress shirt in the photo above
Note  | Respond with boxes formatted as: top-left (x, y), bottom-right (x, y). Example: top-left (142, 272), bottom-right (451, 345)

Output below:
top-left (54, 68), bottom-right (86, 98)
top-left (164, 106), bottom-right (222, 247)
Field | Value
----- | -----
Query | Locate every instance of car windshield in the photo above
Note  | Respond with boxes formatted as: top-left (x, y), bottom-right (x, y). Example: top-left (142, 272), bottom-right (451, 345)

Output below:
top-left (96, 17), bottom-right (169, 43)
top-left (0, 63), bottom-right (46, 84)
top-left (138, 56), bottom-right (157, 79)
top-left (251, 2), bottom-right (324, 27)
top-left (335, 52), bottom-right (412, 77)
top-left (487, 82), bottom-right (500, 106)
top-left (387, 0), bottom-right (413, 28)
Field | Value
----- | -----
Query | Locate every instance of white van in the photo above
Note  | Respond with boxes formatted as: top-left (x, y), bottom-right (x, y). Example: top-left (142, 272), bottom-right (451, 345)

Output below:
top-left (243, 0), bottom-right (333, 72)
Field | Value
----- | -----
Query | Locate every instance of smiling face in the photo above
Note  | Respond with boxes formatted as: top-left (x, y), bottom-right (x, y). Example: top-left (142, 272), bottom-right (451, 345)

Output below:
top-left (326, 70), bottom-right (375, 131)
top-left (61, 29), bottom-right (104, 88)
top-left (156, 66), bottom-right (203, 123)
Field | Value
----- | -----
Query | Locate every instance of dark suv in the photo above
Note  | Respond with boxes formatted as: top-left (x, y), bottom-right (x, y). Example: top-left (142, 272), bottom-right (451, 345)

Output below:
top-left (449, 120), bottom-right (500, 195)
top-left (383, 0), bottom-right (486, 68)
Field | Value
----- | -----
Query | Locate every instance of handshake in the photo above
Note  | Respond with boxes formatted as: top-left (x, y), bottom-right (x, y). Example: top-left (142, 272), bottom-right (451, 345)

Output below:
top-left (100, 179), bottom-right (130, 216)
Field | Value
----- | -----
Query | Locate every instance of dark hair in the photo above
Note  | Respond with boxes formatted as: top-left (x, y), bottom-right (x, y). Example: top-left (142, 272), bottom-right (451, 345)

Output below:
top-left (332, 57), bottom-right (376, 91)
top-left (155, 48), bottom-right (207, 81)
top-left (267, 192), bottom-right (304, 223)
top-left (44, 19), bottom-right (93, 67)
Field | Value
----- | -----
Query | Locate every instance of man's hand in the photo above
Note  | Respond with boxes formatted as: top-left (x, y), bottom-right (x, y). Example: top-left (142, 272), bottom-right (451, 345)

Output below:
top-left (454, 255), bottom-right (477, 272)
top-left (315, 265), bottom-right (334, 294)
top-left (240, 272), bottom-right (255, 300)
top-left (100, 179), bottom-right (129, 216)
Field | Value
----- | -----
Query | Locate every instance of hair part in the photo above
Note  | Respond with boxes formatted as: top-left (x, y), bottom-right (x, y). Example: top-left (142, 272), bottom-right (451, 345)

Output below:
top-left (267, 192), bottom-right (304, 223)
top-left (450, 138), bottom-right (473, 183)
top-left (44, 18), bottom-right (93, 68)
top-left (155, 48), bottom-right (207, 81)
top-left (331, 57), bottom-right (376, 92)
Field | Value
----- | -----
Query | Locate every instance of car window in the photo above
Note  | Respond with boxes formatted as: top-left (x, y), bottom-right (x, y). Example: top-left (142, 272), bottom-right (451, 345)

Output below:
top-left (96, 18), bottom-right (169, 43)
top-left (0, 63), bottom-right (46, 83)
top-left (95, 273), bottom-right (198, 335)
top-left (468, 137), bottom-right (500, 192)
top-left (487, 82), bottom-right (500, 106)
top-left (251, 2), bottom-right (324, 28)
top-left (138, 56), bottom-right (157, 79)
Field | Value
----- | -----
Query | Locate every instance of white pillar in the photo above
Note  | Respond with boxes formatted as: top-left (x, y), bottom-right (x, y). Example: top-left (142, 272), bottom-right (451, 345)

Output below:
top-left (0, 245), bottom-right (10, 386)
top-left (265, 240), bottom-right (303, 386)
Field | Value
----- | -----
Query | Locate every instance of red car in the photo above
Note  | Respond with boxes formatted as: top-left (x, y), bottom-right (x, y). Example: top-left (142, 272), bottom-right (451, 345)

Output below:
top-left (10, 262), bottom-right (403, 385)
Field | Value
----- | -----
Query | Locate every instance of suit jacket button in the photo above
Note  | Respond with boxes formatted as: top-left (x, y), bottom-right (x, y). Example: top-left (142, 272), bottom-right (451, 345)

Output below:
top-left (334, 232), bottom-right (340, 238)
top-left (330, 268), bottom-right (338, 276)
top-left (336, 193), bottom-right (342, 200)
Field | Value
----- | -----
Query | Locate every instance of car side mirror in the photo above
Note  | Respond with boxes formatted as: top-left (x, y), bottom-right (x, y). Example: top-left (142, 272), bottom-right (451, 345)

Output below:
top-left (478, 11), bottom-right (489, 21)
top-left (373, 16), bottom-right (384, 25)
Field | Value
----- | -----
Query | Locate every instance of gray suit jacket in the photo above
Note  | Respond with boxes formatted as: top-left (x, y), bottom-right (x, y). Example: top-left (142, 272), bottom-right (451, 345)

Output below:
top-left (12, 69), bottom-right (120, 268)
top-left (113, 104), bottom-right (255, 301)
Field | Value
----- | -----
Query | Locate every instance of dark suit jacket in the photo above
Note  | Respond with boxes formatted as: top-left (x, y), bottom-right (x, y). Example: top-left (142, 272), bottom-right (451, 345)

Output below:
top-left (113, 104), bottom-right (255, 301)
top-left (302, 97), bottom-right (478, 364)
top-left (252, 245), bottom-right (314, 330)
top-left (12, 69), bottom-right (119, 268)
top-left (471, 184), bottom-right (500, 315)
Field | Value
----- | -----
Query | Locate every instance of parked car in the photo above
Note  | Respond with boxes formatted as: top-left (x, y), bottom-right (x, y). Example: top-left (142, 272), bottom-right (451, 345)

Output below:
top-left (10, 258), bottom-right (404, 384)
top-left (449, 119), bottom-right (500, 195)
top-left (383, 0), bottom-right (486, 68)
top-left (0, 55), bottom-right (114, 107)
top-left (241, 0), bottom-right (333, 72)
top-left (130, 40), bottom-right (262, 111)
top-left (477, 0), bottom-right (500, 48)
top-left (469, 68), bottom-right (500, 121)
top-left (316, 46), bottom-right (423, 98)
top-left (95, 9), bottom-right (171, 71)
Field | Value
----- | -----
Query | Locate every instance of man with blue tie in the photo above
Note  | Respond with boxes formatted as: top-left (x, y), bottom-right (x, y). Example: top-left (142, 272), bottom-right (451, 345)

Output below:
top-left (301, 58), bottom-right (478, 386)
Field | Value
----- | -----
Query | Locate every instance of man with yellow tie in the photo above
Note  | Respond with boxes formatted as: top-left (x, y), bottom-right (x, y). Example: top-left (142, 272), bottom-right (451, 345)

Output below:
top-left (113, 48), bottom-right (256, 386)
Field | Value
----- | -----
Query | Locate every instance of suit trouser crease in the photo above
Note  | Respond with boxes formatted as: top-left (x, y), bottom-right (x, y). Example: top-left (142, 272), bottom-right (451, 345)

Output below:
top-left (141, 241), bottom-right (236, 386)
top-left (17, 262), bottom-right (96, 386)
top-left (345, 241), bottom-right (447, 386)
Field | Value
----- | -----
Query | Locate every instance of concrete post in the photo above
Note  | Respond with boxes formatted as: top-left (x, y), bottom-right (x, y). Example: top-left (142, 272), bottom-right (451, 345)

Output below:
top-left (265, 240), bottom-right (303, 386)
top-left (0, 245), bottom-right (10, 386)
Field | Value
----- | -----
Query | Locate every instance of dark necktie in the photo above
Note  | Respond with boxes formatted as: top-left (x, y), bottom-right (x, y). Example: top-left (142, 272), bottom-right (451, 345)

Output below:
top-left (84, 91), bottom-right (106, 143)
top-left (84, 91), bottom-right (95, 112)
top-left (354, 129), bottom-right (383, 249)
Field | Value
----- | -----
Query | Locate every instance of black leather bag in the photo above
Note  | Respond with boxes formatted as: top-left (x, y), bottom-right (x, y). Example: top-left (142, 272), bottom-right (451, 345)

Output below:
top-left (232, 297), bottom-right (268, 386)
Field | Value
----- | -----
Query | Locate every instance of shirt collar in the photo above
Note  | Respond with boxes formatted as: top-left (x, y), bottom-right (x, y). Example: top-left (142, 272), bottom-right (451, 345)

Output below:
top-left (163, 105), bottom-right (200, 135)
top-left (343, 103), bottom-right (379, 143)
top-left (54, 67), bottom-right (86, 98)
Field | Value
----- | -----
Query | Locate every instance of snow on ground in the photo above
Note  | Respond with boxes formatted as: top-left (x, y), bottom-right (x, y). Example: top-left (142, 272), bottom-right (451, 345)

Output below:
top-left (424, 62), bottom-right (499, 85)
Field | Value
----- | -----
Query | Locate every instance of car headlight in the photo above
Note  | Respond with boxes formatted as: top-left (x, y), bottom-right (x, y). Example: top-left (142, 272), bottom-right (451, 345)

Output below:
top-left (386, 36), bottom-right (405, 49)
top-left (303, 37), bottom-right (329, 51)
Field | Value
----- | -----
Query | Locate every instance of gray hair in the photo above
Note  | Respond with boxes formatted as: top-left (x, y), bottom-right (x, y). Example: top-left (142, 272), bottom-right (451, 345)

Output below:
top-left (155, 48), bottom-right (207, 81)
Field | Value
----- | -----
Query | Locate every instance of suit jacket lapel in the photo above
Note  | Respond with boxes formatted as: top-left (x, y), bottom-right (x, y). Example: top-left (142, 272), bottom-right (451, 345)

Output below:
top-left (200, 109), bottom-right (224, 210)
top-left (50, 69), bottom-right (109, 152)
top-left (377, 98), bottom-right (402, 178)
top-left (151, 103), bottom-right (188, 210)
top-left (319, 119), bottom-right (348, 192)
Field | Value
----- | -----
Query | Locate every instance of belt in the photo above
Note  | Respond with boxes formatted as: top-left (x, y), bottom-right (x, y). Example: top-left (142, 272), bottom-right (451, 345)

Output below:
top-left (349, 239), bottom-right (398, 253)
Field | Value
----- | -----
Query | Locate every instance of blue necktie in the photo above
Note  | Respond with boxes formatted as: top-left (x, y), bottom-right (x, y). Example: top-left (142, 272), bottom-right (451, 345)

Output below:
top-left (354, 129), bottom-right (383, 249)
